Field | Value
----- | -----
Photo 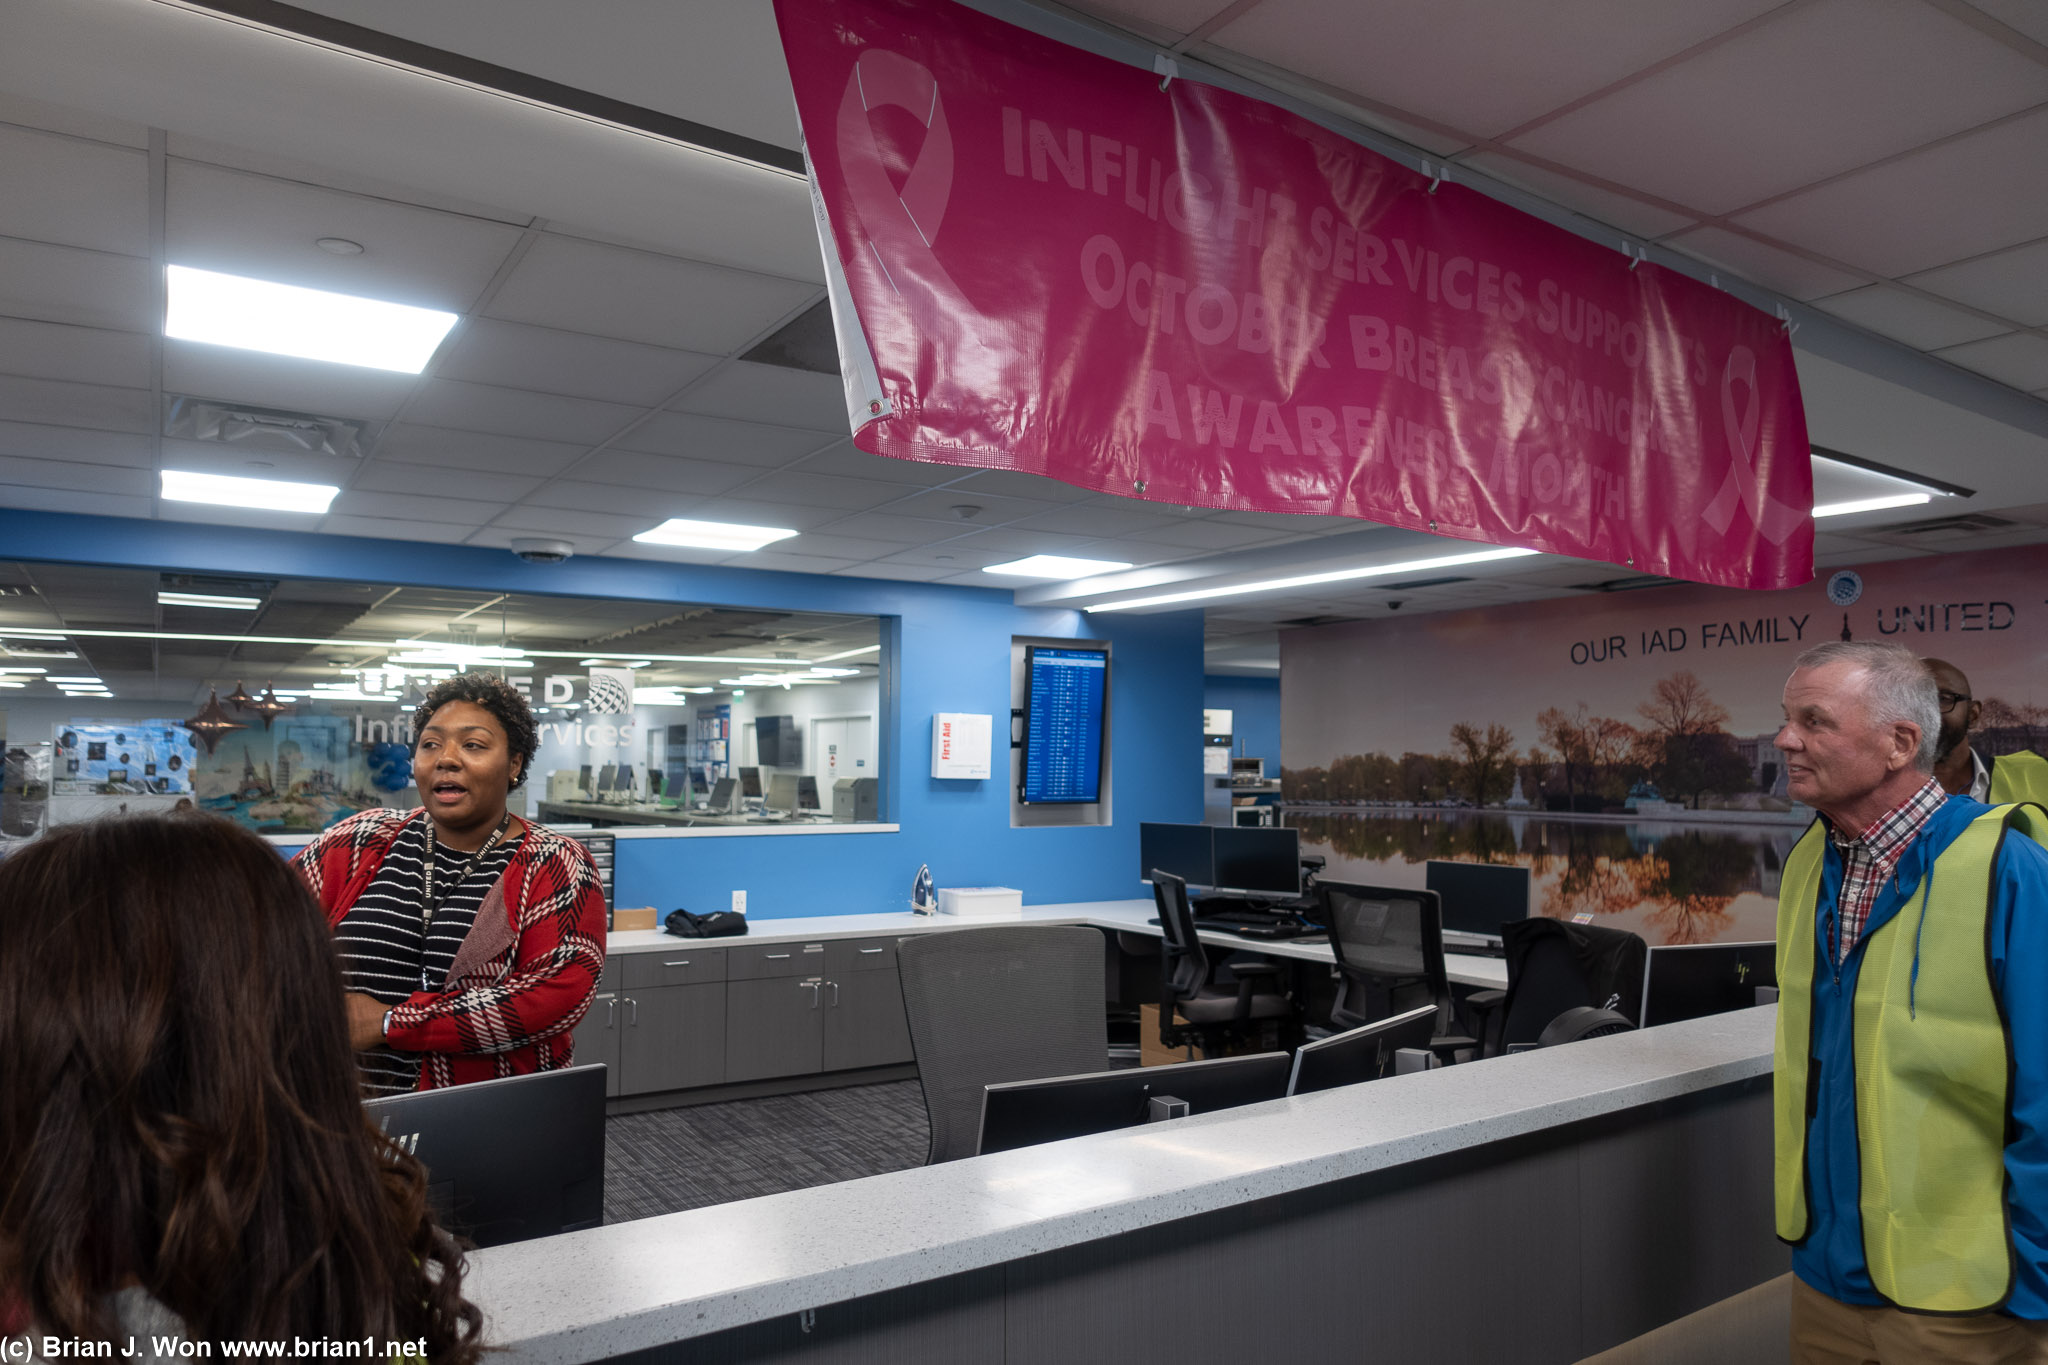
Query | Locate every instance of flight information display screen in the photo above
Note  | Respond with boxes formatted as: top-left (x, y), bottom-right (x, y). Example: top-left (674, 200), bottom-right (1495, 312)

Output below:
top-left (1020, 647), bottom-right (1107, 804)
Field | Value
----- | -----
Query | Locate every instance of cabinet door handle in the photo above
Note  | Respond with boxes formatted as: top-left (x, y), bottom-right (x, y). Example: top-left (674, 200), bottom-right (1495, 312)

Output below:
top-left (663, 959), bottom-right (691, 967)
top-left (858, 947), bottom-right (885, 955)
top-left (829, 980), bottom-right (840, 1006)
top-left (605, 998), bottom-right (616, 1029)
top-left (627, 997), bottom-right (638, 1026)
top-left (803, 979), bottom-right (821, 1008)
top-left (766, 953), bottom-right (793, 960)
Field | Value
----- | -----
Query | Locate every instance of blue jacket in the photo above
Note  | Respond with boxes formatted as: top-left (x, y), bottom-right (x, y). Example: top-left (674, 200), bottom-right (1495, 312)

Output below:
top-left (1793, 793), bottom-right (2048, 1313)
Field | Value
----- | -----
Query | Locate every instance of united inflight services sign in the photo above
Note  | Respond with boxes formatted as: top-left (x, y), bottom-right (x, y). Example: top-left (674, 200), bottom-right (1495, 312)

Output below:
top-left (775, 0), bottom-right (1814, 590)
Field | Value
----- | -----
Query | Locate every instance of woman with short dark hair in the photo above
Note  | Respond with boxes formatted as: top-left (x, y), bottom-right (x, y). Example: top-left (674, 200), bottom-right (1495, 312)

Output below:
top-left (295, 671), bottom-right (607, 1095)
top-left (0, 814), bottom-right (484, 1355)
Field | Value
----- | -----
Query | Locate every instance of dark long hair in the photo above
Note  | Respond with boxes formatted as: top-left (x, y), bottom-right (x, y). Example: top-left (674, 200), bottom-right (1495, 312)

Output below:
top-left (0, 815), bottom-right (484, 1356)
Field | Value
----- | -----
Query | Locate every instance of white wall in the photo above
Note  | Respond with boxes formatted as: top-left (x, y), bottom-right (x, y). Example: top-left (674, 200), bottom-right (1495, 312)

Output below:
top-left (726, 676), bottom-right (879, 784)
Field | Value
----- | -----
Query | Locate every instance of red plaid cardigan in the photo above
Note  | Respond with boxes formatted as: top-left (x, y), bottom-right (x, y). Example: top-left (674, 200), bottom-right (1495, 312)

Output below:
top-left (294, 807), bottom-right (608, 1091)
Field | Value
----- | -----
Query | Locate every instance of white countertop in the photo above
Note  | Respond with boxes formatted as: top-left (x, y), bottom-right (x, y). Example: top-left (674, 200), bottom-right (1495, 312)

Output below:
top-left (606, 900), bottom-right (1510, 990)
top-left (466, 1005), bottom-right (1774, 1362)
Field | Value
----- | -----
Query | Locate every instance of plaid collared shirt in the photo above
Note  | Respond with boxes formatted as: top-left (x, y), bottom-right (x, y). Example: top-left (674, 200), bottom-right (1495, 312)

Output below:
top-left (1827, 777), bottom-right (1948, 964)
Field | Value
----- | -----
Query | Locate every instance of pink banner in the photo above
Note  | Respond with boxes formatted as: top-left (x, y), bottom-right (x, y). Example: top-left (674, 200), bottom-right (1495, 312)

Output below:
top-left (774, 0), bottom-right (1814, 590)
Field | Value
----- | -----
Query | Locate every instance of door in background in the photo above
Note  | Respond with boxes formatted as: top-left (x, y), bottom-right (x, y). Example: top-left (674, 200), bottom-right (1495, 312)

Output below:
top-left (812, 715), bottom-right (874, 785)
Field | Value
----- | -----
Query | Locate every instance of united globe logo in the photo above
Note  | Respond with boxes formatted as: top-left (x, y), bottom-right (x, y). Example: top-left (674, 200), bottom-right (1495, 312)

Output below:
top-left (586, 667), bottom-right (635, 715)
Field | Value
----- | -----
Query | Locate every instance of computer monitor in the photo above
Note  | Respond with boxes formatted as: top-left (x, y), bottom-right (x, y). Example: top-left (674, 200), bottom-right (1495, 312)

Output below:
top-left (362, 1065), bottom-right (605, 1248)
top-left (1287, 1005), bottom-right (1438, 1095)
top-left (595, 762), bottom-right (618, 794)
top-left (1640, 941), bottom-right (1777, 1028)
top-left (765, 771), bottom-right (800, 814)
top-left (648, 770), bottom-right (664, 798)
top-left (977, 1052), bottom-right (1291, 1155)
top-left (614, 763), bottom-right (634, 797)
top-left (708, 777), bottom-right (739, 812)
top-left (796, 775), bottom-right (820, 810)
top-left (577, 764), bottom-right (592, 796)
top-left (1425, 860), bottom-right (1531, 945)
top-left (1211, 826), bottom-right (1300, 897)
top-left (1139, 821), bottom-right (1214, 887)
top-left (738, 766), bottom-right (763, 799)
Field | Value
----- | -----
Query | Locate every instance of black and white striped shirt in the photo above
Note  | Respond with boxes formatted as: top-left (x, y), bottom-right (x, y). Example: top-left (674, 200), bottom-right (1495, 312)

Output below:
top-left (333, 820), bottom-right (519, 1097)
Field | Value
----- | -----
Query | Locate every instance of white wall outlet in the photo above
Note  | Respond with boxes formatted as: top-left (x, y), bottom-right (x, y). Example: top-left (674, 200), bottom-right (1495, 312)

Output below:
top-left (731, 889), bottom-right (747, 915)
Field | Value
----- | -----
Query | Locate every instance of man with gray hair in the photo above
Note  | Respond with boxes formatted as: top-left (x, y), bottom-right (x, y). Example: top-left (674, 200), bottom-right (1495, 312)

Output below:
top-left (1772, 640), bottom-right (2048, 1362)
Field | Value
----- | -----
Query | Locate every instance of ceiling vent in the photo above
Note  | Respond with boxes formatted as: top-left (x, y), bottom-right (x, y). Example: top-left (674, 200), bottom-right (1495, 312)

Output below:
top-left (164, 396), bottom-right (377, 461)
top-left (740, 299), bottom-right (841, 376)
top-left (1874, 513), bottom-right (2018, 541)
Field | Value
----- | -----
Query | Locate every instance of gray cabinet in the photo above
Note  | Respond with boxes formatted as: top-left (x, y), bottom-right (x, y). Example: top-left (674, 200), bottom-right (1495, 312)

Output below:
top-left (725, 975), bottom-right (825, 1081)
top-left (822, 971), bottom-right (912, 1071)
top-left (570, 962), bottom-right (623, 1097)
top-left (624, 981), bottom-right (727, 1092)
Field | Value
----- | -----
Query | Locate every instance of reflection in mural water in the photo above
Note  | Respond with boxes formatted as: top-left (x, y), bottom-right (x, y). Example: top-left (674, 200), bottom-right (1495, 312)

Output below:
top-left (1290, 809), bottom-right (1808, 946)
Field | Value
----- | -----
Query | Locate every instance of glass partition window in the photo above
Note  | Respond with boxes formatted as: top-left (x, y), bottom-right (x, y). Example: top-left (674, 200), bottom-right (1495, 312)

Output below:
top-left (0, 562), bottom-right (884, 836)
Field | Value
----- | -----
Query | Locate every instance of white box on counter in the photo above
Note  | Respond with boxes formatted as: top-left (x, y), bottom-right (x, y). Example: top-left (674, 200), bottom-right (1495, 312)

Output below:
top-left (936, 886), bottom-right (1023, 918)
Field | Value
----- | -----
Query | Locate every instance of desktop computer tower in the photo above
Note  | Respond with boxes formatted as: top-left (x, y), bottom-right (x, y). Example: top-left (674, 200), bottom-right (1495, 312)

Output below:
top-left (832, 776), bottom-right (877, 822)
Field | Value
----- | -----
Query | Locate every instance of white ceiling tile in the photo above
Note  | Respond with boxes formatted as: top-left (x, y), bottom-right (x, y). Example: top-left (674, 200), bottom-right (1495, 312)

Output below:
top-left (755, 532), bottom-right (913, 561)
top-left (1207, 509), bottom-right (1376, 534)
top-left (1933, 333), bottom-right (2048, 392)
top-left (1811, 285), bottom-right (2011, 350)
top-left (711, 471), bottom-right (907, 512)
top-left (437, 319), bottom-right (717, 407)
top-left (1505, 0), bottom-right (2048, 216)
top-left (374, 424), bottom-right (588, 477)
top-left (1210, 0), bottom-right (1783, 138)
top-left (165, 160), bottom-right (526, 312)
top-left (351, 460), bottom-right (543, 502)
top-left (0, 238), bottom-right (155, 332)
top-left (1133, 518), bottom-right (1294, 550)
top-left (951, 527), bottom-right (1117, 555)
top-left (794, 444), bottom-right (961, 485)
top-left (874, 543), bottom-right (1019, 570)
top-left (759, 511), bottom-right (938, 544)
top-left (490, 505), bottom-right (649, 538)
top-left (0, 454), bottom-right (153, 495)
top-left (1456, 151), bottom-right (1697, 240)
top-left (0, 420), bottom-right (151, 468)
top-left (1965, 0), bottom-right (2048, 46)
top-left (1733, 107), bottom-right (2048, 276)
top-left (0, 123), bottom-right (147, 256)
top-left (613, 412), bottom-right (831, 467)
top-left (655, 497), bottom-right (845, 532)
top-left (0, 91), bottom-right (149, 148)
top-left (165, 133), bottom-right (531, 226)
top-left (672, 361), bottom-right (850, 434)
top-left (317, 515), bottom-right (482, 544)
top-left (831, 562), bottom-right (958, 582)
top-left (162, 340), bottom-right (421, 422)
top-left (0, 317), bottom-right (151, 388)
top-left (947, 468), bottom-right (1098, 503)
top-left (403, 379), bottom-right (637, 444)
top-left (1008, 503), bottom-right (1187, 538)
top-left (570, 450), bottom-right (762, 497)
top-left (515, 480), bottom-right (706, 518)
top-left (888, 487), bottom-right (1069, 525)
top-left (0, 484), bottom-right (154, 519)
top-left (728, 551), bottom-right (862, 576)
top-left (0, 375), bottom-right (152, 434)
top-left (1904, 237), bottom-right (2048, 327)
top-left (485, 234), bottom-right (817, 353)
top-left (1663, 225), bottom-right (1866, 299)
top-left (327, 489), bottom-right (507, 524)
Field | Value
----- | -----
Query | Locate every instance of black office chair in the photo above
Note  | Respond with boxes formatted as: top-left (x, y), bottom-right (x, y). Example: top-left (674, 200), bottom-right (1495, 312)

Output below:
top-left (897, 925), bottom-right (1109, 1163)
top-left (1314, 879), bottom-right (1477, 1065)
top-left (1150, 870), bottom-right (1293, 1058)
top-left (1468, 918), bottom-right (1648, 1056)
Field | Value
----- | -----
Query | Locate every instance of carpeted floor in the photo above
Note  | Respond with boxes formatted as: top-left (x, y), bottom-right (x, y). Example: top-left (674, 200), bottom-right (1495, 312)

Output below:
top-left (603, 1079), bottom-right (931, 1223)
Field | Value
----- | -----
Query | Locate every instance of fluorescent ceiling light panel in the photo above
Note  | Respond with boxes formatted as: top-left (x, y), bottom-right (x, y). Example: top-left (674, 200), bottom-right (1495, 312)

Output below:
top-left (0, 666), bottom-right (46, 674)
top-left (161, 469), bottom-right (338, 515)
top-left (633, 518), bottom-right (798, 552)
top-left (578, 659), bottom-right (651, 668)
top-left (0, 682), bottom-right (24, 689)
top-left (165, 264), bottom-right (457, 373)
top-left (983, 554), bottom-right (1135, 579)
top-left (158, 591), bottom-right (261, 610)
top-left (1085, 546), bottom-right (1543, 612)
top-left (817, 644), bottom-right (881, 662)
top-left (1811, 493), bottom-right (1933, 519)
top-left (47, 676), bottom-right (100, 683)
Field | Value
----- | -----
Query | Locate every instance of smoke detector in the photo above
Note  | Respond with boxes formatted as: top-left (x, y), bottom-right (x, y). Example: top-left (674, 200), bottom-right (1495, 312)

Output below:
top-left (510, 538), bottom-right (575, 564)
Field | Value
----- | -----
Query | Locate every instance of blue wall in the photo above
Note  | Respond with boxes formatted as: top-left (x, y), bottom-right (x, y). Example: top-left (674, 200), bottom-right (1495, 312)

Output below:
top-left (3, 510), bottom-right (1204, 918)
top-left (1204, 674), bottom-right (1281, 767)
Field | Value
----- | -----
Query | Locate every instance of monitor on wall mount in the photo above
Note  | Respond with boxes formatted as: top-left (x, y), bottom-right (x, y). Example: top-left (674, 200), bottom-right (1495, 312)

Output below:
top-left (1019, 646), bottom-right (1107, 805)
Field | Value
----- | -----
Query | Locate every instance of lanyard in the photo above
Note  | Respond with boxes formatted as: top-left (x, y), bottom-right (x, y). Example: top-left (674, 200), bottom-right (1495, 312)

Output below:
top-left (420, 813), bottom-right (512, 936)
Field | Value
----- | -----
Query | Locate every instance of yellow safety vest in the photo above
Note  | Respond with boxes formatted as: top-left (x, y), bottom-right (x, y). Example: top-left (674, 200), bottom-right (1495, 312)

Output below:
top-left (1774, 802), bottom-right (2048, 1314)
top-left (1991, 752), bottom-right (2048, 807)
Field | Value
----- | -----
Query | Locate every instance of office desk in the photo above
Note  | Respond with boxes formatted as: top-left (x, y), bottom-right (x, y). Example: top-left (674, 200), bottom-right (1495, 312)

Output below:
top-left (537, 800), bottom-right (841, 830)
top-left (606, 899), bottom-right (1508, 990)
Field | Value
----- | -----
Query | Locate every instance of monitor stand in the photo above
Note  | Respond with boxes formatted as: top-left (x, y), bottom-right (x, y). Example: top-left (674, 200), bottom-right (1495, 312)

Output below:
top-left (1191, 893), bottom-right (1293, 925)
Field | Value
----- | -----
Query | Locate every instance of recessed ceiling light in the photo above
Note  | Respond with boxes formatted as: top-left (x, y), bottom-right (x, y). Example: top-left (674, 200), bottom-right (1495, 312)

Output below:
top-left (0, 666), bottom-right (46, 675)
top-left (165, 264), bottom-right (457, 373)
top-left (578, 659), bottom-right (652, 668)
top-left (1811, 493), bottom-right (1933, 519)
top-left (1085, 546), bottom-right (1542, 612)
top-left (158, 591), bottom-right (261, 610)
top-left (47, 676), bottom-right (101, 683)
top-left (984, 555), bottom-right (1135, 579)
top-left (0, 681), bottom-right (25, 689)
top-left (633, 518), bottom-right (799, 552)
top-left (161, 469), bottom-right (339, 514)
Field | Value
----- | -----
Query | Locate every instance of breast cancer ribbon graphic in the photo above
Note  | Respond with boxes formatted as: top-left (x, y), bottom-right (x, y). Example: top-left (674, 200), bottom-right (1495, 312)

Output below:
top-left (1701, 346), bottom-right (1806, 546)
top-left (835, 49), bottom-right (969, 311)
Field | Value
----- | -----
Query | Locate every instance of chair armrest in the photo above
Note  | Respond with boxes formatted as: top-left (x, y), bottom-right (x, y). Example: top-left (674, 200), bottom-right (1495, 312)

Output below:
top-left (1464, 988), bottom-right (1505, 1013)
top-left (1229, 960), bottom-right (1284, 1019)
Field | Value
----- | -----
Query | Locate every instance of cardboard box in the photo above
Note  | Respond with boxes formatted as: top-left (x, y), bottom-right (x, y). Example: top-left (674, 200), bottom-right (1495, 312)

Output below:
top-left (611, 906), bottom-right (658, 931)
top-left (936, 886), bottom-right (1023, 918)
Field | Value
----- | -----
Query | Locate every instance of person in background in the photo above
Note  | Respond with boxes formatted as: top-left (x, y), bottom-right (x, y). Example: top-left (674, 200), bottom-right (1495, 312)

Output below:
top-left (295, 671), bottom-right (606, 1096)
top-left (1773, 641), bottom-right (2048, 1363)
top-left (0, 814), bottom-right (484, 1356)
top-left (1926, 657), bottom-right (2048, 806)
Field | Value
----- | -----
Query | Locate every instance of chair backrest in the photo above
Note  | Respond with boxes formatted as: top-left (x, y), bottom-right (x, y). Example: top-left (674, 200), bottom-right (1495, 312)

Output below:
top-left (1149, 870), bottom-right (1212, 1003)
top-left (1498, 918), bottom-right (1649, 1049)
top-left (1315, 880), bottom-right (1452, 1029)
top-left (896, 925), bottom-right (1107, 1164)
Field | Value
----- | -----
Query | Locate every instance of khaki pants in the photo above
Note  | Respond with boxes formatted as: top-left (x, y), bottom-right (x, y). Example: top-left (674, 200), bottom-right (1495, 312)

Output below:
top-left (1793, 1276), bottom-right (2048, 1365)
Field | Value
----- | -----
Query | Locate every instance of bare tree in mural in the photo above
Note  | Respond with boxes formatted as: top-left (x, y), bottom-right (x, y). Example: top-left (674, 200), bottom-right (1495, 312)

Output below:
top-left (1448, 721), bottom-right (1518, 806)
top-left (1538, 704), bottom-right (1636, 811)
top-left (1636, 671), bottom-right (1751, 809)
